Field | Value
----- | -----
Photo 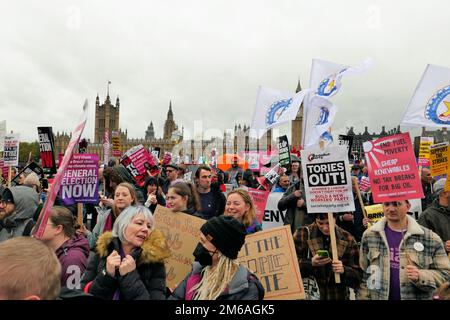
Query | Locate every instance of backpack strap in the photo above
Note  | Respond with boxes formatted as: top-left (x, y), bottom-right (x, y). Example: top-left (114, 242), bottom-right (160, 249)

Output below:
top-left (23, 219), bottom-right (36, 236)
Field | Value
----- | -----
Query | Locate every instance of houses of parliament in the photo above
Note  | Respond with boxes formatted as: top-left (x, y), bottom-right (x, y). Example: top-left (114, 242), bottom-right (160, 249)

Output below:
top-left (54, 82), bottom-right (306, 163)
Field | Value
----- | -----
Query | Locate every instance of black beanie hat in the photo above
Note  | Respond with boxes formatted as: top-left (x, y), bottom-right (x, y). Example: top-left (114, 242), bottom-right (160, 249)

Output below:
top-left (200, 216), bottom-right (247, 259)
top-left (1, 188), bottom-right (14, 204)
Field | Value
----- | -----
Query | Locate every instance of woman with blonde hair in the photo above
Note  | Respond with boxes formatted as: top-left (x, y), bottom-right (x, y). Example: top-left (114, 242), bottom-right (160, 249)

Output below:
top-left (224, 189), bottom-right (262, 234)
top-left (170, 215), bottom-right (264, 300)
top-left (83, 182), bottom-right (138, 249)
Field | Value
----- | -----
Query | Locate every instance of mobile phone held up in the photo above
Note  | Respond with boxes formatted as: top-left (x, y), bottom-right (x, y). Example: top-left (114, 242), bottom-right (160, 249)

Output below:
top-left (317, 250), bottom-right (330, 258)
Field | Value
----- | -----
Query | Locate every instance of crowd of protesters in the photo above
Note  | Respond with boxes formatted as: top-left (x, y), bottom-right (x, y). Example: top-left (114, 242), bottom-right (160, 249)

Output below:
top-left (0, 154), bottom-right (449, 301)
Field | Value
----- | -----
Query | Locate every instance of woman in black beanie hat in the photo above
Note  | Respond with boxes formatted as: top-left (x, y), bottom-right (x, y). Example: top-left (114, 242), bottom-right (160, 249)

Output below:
top-left (169, 216), bottom-right (264, 300)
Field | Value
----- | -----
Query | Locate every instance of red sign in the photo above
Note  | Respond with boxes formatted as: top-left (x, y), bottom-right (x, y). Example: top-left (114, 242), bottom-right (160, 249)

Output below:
top-left (247, 188), bottom-right (270, 223)
top-left (33, 101), bottom-right (88, 239)
top-left (363, 133), bottom-right (424, 203)
top-left (120, 145), bottom-right (155, 187)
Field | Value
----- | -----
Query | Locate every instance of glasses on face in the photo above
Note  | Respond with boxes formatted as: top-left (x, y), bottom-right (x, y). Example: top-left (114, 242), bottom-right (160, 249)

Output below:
top-left (0, 200), bottom-right (12, 206)
top-left (383, 201), bottom-right (404, 207)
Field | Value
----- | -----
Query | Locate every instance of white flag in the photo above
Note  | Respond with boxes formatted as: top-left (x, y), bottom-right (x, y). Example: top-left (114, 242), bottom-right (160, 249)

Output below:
top-left (310, 58), bottom-right (372, 98)
top-left (401, 64), bottom-right (450, 128)
top-left (0, 120), bottom-right (5, 152)
top-left (251, 86), bottom-right (307, 139)
top-left (302, 95), bottom-right (337, 148)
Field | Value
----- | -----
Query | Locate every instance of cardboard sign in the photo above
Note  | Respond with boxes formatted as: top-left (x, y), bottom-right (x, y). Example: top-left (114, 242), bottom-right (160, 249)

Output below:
top-left (60, 154), bottom-right (99, 205)
top-left (365, 204), bottom-right (384, 228)
top-left (418, 136), bottom-right (434, 167)
top-left (237, 225), bottom-right (305, 300)
top-left (429, 142), bottom-right (449, 177)
top-left (120, 144), bottom-right (155, 187)
top-left (301, 145), bottom-right (355, 213)
top-left (153, 205), bottom-right (206, 290)
top-left (38, 127), bottom-right (57, 174)
top-left (262, 192), bottom-right (286, 230)
top-left (247, 188), bottom-right (270, 224)
top-left (277, 135), bottom-right (291, 167)
top-left (363, 133), bottom-right (424, 202)
top-left (33, 101), bottom-right (88, 239)
top-left (3, 134), bottom-right (20, 166)
top-left (111, 131), bottom-right (121, 157)
top-left (338, 134), bottom-right (354, 158)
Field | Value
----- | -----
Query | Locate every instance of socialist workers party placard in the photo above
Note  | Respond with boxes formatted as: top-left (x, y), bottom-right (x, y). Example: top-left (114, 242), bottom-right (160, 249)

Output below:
top-left (301, 145), bottom-right (355, 213)
top-left (38, 127), bottom-right (57, 174)
top-left (363, 132), bottom-right (424, 203)
top-left (121, 144), bottom-right (155, 187)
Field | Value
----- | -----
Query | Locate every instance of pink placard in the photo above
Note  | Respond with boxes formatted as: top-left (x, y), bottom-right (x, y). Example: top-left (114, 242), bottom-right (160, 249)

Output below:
top-left (247, 188), bottom-right (270, 223)
top-left (364, 133), bottom-right (424, 203)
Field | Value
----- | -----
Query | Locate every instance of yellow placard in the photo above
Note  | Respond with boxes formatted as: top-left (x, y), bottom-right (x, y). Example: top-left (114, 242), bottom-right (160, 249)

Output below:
top-left (154, 205), bottom-right (206, 290)
top-left (418, 137), bottom-right (434, 160)
top-left (430, 142), bottom-right (449, 177)
top-left (237, 225), bottom-right (305, 300)
top-left (365, 204), bottom-right (384, 228)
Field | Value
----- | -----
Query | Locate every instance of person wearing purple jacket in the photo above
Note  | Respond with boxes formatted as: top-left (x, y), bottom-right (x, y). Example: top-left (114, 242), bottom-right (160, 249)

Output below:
top-left (40, 206), bottom-right (90, 289)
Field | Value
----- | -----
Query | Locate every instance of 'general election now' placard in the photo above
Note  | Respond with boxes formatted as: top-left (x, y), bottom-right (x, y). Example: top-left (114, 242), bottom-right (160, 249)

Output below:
top-left (60, 153), bottom-right (99, 205)
top-left (363, 133), bottom-right (423, 203)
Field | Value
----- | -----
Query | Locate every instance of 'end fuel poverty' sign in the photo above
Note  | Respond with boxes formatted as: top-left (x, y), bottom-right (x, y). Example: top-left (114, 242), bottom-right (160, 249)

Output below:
top-left (363, 133), bottom-right (423, 203)
top-left (60, 153), bottom-right (99, 205)
top-left (301, 145), bottom-right (355, 213)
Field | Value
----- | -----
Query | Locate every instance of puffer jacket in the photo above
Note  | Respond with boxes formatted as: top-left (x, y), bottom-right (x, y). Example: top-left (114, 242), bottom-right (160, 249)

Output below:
top-left (0, 186), bottom-right (39, 242)
top-left (358, 216), bottom-right (450, 300)
top-left (81, 229), bottom-right (171, 300)
top-left (169, 262), bottom-right (264, 300)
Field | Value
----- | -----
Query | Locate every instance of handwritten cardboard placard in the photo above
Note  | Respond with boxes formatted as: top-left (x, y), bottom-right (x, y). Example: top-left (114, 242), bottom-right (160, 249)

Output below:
top-left (237, 225), bottom-right (305, 300)
top-left (153, 205), bottom-right (206, 290)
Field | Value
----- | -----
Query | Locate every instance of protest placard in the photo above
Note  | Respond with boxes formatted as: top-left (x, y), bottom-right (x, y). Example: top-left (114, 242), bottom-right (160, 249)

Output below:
top-left (429, 142), bottom-right (449, 177)
top-left (262, 192), bottom-right (286, 230)
top-left (60, 154), bottom-right (99, 205)
top-left (365, 204), bottom-right (384, 228)
top-left (121, 144), bottom-right (155, 187)
top-left (363, 133), bottom-right (424, 203)
top-left (277, 135), bottom-right (291, 167)
top-left (153, 205), bottom-right (206, 290)
top-left (11, 162), bottom-right (44, 186)
top-left (301, 145), bottom-right (355, 213)
top-left (111, 131), bottom-right (121, 157)
top-left (418, 136), bottom-right (434, 167)
top-left (359, 176), bottom-right (371, 192)
top-left (237, 225), bottom-right (305, 300)
top-left (33, 100), bottom-right (88, 239)
top-left (3, 134), bottom-right (20, 167)
top-left (0, 120), bottom-right (6, 152)
top-left (38, 127), bottom-right (57, 174)
top-left (245, 152), bottom-right (260, 171)
top-left (103, 130), bottom-right (110, 165)
top-left (247, 188), bottom-right (270, 223)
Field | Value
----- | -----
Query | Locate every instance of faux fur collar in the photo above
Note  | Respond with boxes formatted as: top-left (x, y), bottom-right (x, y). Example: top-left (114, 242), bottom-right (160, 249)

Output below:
top-left (96, 229), bottom-right (171, 265)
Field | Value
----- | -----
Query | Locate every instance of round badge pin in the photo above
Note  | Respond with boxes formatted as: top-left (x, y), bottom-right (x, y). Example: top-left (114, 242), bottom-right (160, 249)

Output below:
top-left (414, 242), bottom-right (424, 252)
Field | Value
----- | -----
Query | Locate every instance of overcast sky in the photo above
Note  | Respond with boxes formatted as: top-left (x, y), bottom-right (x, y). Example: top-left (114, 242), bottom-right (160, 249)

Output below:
top-left (1, 0), bottom-right (448, 143)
